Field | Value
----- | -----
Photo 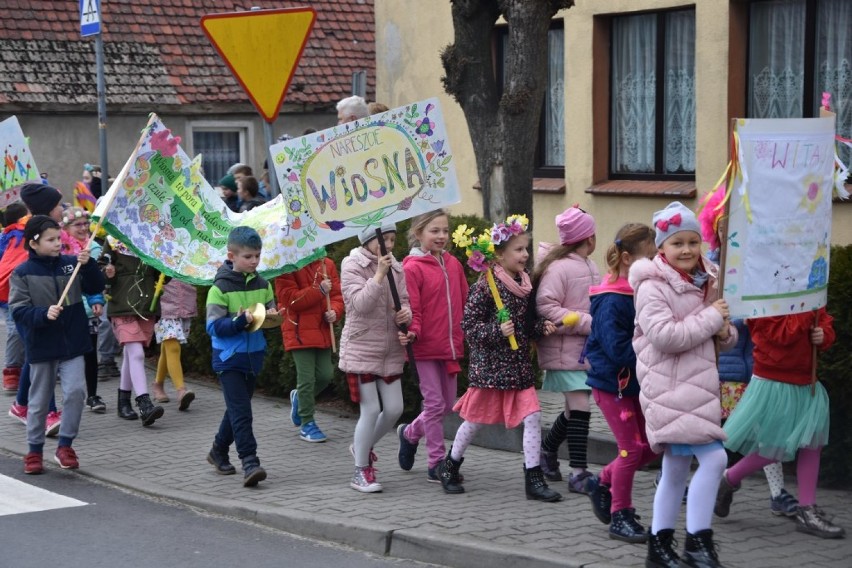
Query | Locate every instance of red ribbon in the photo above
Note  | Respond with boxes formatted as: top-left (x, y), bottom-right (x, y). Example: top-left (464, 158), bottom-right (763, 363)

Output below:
top-left (656, 213), bottom-right (682, 232)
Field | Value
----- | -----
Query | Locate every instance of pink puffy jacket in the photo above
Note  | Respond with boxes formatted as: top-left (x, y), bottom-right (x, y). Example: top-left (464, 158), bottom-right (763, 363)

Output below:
top-left (534, 244), bottom-right (600, 370)
top-left (629, 256), bottom-right (736, 453)
top-left (338, 247), bottom-right (409, 377)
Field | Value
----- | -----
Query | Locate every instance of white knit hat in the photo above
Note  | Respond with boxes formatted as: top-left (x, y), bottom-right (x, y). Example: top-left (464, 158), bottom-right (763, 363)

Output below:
top-left (359, 222), bottom-right (397, 245)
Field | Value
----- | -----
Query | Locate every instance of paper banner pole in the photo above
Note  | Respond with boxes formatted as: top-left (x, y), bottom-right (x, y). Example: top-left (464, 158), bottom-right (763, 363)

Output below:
top-left (485, 268), bottom-right (518, 350)
top-left (376, 228), bottom-right (418, 382)
top-left (57, 114), bottom-right (158, 307)
top-left (811, 309), bottom-right (820, 396)
top-left (321, 263), bottom-right (337, 353)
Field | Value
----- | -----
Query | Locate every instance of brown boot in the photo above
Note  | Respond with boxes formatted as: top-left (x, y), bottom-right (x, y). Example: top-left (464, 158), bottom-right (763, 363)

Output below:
top-left (151, 381), bottom-right (169, 403)
top-left (177, 388), bottom-right (195, 411)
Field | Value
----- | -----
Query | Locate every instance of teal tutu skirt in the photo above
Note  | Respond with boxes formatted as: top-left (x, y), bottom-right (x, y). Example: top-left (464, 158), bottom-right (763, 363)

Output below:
top-left (541, 370), bottom-right (590, 393)
top-left (723, 376), bottom-right (829, 462)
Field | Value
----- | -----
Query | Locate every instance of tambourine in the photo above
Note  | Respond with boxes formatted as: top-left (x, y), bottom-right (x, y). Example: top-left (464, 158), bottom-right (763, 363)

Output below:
top-left (245, 303), bottom-right (283, 332)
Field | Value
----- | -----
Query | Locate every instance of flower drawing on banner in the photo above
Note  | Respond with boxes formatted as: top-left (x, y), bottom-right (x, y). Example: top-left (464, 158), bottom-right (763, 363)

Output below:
top-left (415, 117), bottom-right (434, 138)
top-left (150, 129), bottom-right (181, 157)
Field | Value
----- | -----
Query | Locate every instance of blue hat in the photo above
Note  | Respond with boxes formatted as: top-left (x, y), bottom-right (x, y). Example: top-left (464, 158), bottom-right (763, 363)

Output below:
top-left (652, 201), bottom-right (701, 247)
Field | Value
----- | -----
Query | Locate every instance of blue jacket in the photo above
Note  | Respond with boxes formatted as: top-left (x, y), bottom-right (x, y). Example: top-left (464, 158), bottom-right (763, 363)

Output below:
top-left (585, 276), bottom-right (640, 397)
top-left (206, 261), bottom-right (276, 374)
top-left (9, 251), bottom-right (106, 363)
top-left (718, 319), bottom-right (753, 383)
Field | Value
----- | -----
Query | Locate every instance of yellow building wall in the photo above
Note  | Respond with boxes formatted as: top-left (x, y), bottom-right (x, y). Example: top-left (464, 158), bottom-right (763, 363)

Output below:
top-left (375, 0), bottom-right (852, 268)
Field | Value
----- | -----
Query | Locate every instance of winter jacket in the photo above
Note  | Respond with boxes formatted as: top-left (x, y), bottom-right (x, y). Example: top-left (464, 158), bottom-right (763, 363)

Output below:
top-left (159, 279), bottom-right (198, 319)
top-left (585, 276), bottom-right (640, 397)
top-left (402, 249), bottom-right (468, 361)
top-left (9, 251), bottom-right (105, 363)
top-left (748, 308), bottom-right (835, 386)
top-left (60, 234), bottom-right (106, 319)
top-left (275, 258), bottom-right (344, 351)
top-left (338, 247), bottom-right (409, 376)
top-left (104, 242), bottom-right (162, 319)
top-left (718, 320), bottom-right (754, 384)
top-left (206, 260), bottom-right (276, 374)
top-left (534, 246), bottom-right (600, 370)
top-left (462, 273), bottom-right (545, 390)
top-left (0, 220), bottom-right (29, 306)
top-left (629, 256), bottom-right (737, 453)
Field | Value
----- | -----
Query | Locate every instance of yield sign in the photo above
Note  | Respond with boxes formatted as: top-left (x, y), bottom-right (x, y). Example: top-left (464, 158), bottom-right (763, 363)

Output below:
top-left (201, 8), bottom-right (316, 122)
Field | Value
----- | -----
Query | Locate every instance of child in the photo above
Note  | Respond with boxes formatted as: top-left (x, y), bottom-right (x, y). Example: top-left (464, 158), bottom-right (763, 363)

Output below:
top-left (631, 202), bottom-right (736, 568)
top-left (237, 176), bottom-right (266, 212)
top-left (205, 226), bottom-right (277, 487)
top-left (10, 215), bottom-right (105, 473)
top-left (8, 184), bottom-right (66, 434)
top-left (103, 237), bottom-right (165, 426)
top-left (1, 202), bottom-right (29, 393)
top-left (714, 308), bottom-right (844, 539)
top-left (60, 207), bottom-right (107, 413)
top-left (276, 254), bottom-right (344, 442)
top-left (152, 278), bottom-right (198, 410)
top-left (534, 205), bottom-right (601, 493)
top-left (439, 215), bottom-right (560, 501)
top-left (698, 189), bottom-right (798, 517)
top-left (396, 209), bottom-right (469, 482)
top-left (218, 174), bottom-right (240, 212)
top-left (584, 223), bottom-right (659, 543)
top-left (339, 223), bottom-right (411, 492)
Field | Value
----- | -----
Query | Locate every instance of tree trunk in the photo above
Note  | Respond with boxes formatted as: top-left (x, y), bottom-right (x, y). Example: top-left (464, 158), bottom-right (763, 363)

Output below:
top-left (442, 0), bottom-right (574, 229)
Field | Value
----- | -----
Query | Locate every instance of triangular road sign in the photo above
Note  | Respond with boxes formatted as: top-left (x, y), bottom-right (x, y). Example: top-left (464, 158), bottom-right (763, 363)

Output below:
top-left (201, 8), bottom-right (316, 122)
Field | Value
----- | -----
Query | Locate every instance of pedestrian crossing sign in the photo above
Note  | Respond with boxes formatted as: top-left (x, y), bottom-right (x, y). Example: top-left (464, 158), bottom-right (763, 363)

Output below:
top-left (80, 0), bottom-right (101, 37)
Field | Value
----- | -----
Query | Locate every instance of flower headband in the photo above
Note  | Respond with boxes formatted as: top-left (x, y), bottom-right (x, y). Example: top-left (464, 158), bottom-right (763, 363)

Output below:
top-left (62, 209), bottom-right (89, 226)
top-left (452, 214), bottom-right (529, 272)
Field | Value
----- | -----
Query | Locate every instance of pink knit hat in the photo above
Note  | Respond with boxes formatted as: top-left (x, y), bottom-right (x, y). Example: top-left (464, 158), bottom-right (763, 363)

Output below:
top-left (555, 206), bottom-right (596, 245)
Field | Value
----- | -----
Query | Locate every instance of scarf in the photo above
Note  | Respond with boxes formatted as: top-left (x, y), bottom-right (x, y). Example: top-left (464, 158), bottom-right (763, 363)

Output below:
top-left (492, 264), bottom-right (532, 298)
top-left (659, 253), bottom-right (709, 296)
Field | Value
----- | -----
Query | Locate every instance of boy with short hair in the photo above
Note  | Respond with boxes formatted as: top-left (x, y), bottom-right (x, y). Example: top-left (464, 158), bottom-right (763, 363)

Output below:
top-left (205, 226), bottom-right (278, 487)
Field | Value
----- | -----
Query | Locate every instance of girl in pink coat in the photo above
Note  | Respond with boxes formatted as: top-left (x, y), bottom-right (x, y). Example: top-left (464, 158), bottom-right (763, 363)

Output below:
top-left (397, 209), bottom-right (469, 484)
top-left (339, 223), bottom-right (411, 493)
top-left (533, 206), bottom-right (601, 494)
top-left (630, 202), bottom-right (736, 568)
top-left (151, 279), bottom-right (198, 410)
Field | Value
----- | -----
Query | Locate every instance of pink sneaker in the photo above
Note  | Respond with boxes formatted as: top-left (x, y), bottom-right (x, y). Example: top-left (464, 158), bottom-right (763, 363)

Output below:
top-left (8, 402), bottom-right (27, 425)
top-left (45, 410), bottom-right (62, 437)
top-left (54, 446), bottom-right (79, 469)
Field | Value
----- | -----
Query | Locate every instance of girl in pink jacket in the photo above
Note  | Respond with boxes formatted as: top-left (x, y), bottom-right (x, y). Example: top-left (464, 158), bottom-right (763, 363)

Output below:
top-left (151, 279), bottom-right (197, 410)
top-left (631, 202), bottom-right (736, 568)
top-left (533, 206), bottom-right (601, 494)
top-left (339, 223), bottom-right (411, 493)
top-left (397, 209), bottom-right (469, 484)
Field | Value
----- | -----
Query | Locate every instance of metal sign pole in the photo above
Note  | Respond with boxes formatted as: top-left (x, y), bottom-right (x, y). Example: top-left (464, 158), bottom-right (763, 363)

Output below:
top-left (95, 32), bottom-right (108, 183)
top-left (263, 121), bottom-right (279, 197)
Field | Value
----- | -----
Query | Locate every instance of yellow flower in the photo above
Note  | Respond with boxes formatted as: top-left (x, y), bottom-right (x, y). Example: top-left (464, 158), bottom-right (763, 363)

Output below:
top-left (452, 224), bottom-right (474, 248)
top-left (477, 232), bottom-right (491, 247)
top-left (506, 214), bottom-right (529, 230)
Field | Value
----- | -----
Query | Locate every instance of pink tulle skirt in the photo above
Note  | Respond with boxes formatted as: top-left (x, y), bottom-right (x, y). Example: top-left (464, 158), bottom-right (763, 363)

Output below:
top-left (453, 386), bottom-right (540, 428)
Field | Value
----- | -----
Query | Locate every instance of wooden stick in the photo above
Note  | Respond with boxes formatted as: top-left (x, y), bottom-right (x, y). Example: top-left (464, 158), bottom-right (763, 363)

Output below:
top-left (322, 262), bottom-right (337, 353)
top-left (56, 114), bottom-right (158, 307)
top-left (375, 228), bottom-right (418, 383)
top-left (811, 309), bottom-right (819, 396)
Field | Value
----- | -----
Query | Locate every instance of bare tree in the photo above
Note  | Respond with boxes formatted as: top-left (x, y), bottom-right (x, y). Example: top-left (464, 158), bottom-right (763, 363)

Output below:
top-left (442, 0), bottom-right (574, 226)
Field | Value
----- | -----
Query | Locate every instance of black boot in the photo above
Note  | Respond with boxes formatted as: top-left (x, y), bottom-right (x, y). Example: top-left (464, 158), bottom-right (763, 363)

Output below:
top-left (117, 389), bottom-right (138, 420)
top-left (242, 455), bottom-right (267, 487)
top-left (646, 529), bottom-right (679, 568)
top-left (524, 465), bottom-right (562, 502)
top-left (437, 451), bottom-right (465, 494)
top-left (681, 529), bottom-right (724, 568)
top-left (610, 508), bottom-right (647, 543)
top-left (136, 394), bottom-right (164, 427)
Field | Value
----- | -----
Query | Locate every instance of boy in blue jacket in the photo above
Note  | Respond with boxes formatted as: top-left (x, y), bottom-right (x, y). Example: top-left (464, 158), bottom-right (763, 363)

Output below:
top-left (205, 226), bottom-right (279, 487)
top-left (10, 215), bottom-right (105, 474)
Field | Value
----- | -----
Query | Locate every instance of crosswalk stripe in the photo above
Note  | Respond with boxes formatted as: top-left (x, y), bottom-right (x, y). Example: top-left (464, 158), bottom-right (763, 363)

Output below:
top-left (0, 474), bottom-right (88, 516)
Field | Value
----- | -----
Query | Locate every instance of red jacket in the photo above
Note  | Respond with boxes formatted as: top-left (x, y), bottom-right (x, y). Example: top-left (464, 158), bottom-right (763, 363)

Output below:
top-left (275, 258), bottom-right (344, 351)
top-left (748, 308), bottom-right (835, 386)
top-left (0, 220), bottom-right (29, 305)
top-left (402, 249), bottom-right (468, 361)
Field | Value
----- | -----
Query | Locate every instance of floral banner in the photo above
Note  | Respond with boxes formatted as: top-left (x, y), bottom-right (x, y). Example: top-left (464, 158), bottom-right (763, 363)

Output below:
top-left (0, 116), bottom-right (41, 208)
top-left (270, 97), bottom-right (460, 248)
top-left (93, 115), bottom-right (323, 286)
top-left (724, 116), bottom-right (836, 319)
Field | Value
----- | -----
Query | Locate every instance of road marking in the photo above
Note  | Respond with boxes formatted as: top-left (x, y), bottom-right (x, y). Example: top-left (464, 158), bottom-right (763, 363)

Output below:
top-left (0, 474), bottom-right (87, 516)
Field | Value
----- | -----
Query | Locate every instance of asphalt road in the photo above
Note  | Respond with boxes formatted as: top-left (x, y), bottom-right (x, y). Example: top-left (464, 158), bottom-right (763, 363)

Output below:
top-left (0, 450), bottom-right (440, 568)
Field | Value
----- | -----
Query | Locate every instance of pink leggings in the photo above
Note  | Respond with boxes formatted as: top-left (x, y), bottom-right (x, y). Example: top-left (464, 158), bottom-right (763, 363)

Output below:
top-left (594, 389), bottom-right (660, 512)
top-left (405, 360), bottom-right (457, 469)
top-left (726, 447), bottom-right (821, 506)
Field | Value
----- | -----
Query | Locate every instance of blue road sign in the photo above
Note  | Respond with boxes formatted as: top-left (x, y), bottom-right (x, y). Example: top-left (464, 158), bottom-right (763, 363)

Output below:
top-left (80, 0), bottom-right (101, 37)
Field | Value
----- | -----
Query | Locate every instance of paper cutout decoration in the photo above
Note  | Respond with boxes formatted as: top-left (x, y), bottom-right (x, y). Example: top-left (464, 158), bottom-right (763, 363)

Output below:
top-left (0, 116), bottom-right (41, 208)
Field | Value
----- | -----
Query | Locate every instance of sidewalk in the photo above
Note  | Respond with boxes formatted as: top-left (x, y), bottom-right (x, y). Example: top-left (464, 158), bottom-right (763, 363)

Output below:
top-left (1, 323), bottom-right (851, 567)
